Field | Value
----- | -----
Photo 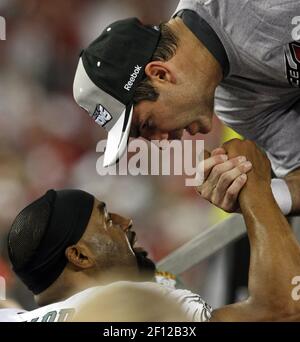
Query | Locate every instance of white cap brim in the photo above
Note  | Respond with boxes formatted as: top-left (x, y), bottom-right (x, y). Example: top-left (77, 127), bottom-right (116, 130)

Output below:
top-left (103, 105), bottom-right (133, 167)
top-left (73, 58), bottom-right (133, 168)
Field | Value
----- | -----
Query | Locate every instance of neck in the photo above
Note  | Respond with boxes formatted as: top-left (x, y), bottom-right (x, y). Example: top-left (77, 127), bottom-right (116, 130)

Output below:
top-left (167, 17), bottom-right (223, 90)
top-left (35, 271), bottom-right (94, 307)
top-left (35, 267), bottom-right (151, 307)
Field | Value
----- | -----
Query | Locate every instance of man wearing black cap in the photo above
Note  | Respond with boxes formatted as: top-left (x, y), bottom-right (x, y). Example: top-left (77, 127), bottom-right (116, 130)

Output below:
top-left (2, 140), bottom-right (300, 321)
top-left (73, 0), bottom-right (300, 217)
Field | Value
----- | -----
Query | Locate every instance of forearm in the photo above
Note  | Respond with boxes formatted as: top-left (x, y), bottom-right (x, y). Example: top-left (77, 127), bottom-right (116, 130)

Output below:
top-left (239, 178), bottom-right (300, 307)
top-left (211, 180), bottom-right (300, 322)
top-left (285, 168), bottom-right (300, 215)
top-left (239, 180), bottom-right (292, 246)
top-left (212, 139), bottom-right (300, 321)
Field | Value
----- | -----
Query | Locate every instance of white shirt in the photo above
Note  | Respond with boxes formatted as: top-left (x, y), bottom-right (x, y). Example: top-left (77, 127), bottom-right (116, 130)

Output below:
top-left (0, 282), bottom-right (212, 322)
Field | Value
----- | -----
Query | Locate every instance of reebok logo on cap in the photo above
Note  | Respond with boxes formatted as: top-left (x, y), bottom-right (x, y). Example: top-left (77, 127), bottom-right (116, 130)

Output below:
top-left (92, 104), bottom-right (112, 127)
top-left (124, 65), bottom-right (142, 91)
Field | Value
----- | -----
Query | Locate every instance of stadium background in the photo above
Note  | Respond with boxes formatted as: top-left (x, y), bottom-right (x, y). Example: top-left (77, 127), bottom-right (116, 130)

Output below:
top-left (0, 0), bottom-right (245, 310)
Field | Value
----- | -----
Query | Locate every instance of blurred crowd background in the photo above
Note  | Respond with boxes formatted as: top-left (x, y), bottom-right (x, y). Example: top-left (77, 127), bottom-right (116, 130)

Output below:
top-left (0, 0), bottom-right (245, 311)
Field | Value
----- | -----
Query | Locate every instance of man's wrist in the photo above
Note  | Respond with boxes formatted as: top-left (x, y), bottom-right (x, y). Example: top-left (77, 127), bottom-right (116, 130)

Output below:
top-left (239, 177), bottom-right (292, 216)
top-left (239, 177), bottom-right (271, 207)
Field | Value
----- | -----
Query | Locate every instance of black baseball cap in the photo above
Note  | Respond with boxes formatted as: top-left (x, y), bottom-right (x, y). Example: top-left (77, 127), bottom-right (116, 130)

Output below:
top-left (73, 18), bottom-right (161, 167)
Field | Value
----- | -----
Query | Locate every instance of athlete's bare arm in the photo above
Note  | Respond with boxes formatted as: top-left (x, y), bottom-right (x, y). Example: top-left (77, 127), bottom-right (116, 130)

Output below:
top-left (210, 139), bottom-right (300, 322)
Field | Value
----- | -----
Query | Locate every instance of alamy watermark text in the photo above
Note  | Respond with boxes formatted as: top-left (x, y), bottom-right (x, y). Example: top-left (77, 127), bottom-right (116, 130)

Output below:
top-left (96, 139), bottom-right (205, 187)
top-left (0, 276), bottom-right (6, 300)
top-left (292, 16), bottom-right (300, 41)
top-left (0, 16), bottom-right (6, 40)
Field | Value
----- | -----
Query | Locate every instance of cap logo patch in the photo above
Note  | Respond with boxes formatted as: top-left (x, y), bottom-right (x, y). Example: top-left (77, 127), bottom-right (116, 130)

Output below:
top-left (124, 65), bottom-right (142, 91)
top-left (92, 104), bottom-right (112, 127)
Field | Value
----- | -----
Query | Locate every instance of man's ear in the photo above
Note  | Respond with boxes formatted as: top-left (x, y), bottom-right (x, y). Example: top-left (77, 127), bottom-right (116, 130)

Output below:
top-left (144, 61), bottom-right (176, 84)
top-left (65, 244), bottom-right (95, 270)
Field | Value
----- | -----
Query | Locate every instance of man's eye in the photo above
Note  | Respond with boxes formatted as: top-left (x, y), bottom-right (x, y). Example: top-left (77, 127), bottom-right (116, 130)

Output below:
top-left (141, 119), bottom-right (154, 131)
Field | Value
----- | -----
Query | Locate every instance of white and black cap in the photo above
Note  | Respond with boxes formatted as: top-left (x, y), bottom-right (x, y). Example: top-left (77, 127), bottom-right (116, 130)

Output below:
top-left (73, 18), bottom-right (161, 167)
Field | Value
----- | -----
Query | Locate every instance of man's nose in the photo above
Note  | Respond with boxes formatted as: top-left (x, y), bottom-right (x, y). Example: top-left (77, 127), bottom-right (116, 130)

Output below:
top-left (154, 132), bottom-right (169, 140)
top-left (144, 132), bottom-right (169, 141)
top-left (111, 213), bottom-right (132, 231)
top-left (122, 219), bottom-right (133, 231)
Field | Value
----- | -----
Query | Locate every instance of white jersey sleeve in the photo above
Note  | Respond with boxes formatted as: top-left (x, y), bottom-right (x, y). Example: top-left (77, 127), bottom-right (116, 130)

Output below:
top-left (155, 271), bottom-right (212, 322)
top-left (161, 286), bottom-right (212, 322)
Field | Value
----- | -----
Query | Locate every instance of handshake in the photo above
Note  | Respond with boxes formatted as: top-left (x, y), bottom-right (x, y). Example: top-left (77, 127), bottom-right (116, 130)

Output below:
top-left (197, 139), bottom-right (273, 213)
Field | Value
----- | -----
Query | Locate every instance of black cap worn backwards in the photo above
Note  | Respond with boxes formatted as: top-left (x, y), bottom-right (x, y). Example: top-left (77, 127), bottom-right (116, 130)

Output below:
top-left (73, 18), bottom-right (161, 168)
top-left (7, 189), bottom-right (94, 295)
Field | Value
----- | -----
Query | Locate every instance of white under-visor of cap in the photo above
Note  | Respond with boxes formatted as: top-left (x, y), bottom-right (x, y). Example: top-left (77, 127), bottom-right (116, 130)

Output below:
top-left (73, 58), bottom-right (133, 168)
top-left (103, 105), bottom-right (133, 167)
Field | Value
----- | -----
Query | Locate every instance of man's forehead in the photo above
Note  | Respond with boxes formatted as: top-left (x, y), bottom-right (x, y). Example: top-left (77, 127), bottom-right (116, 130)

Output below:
top-left (129, 107), bottom-right (140, 138)
top-left (131, 103), bottom-right (162, 138)
top-left (82, 199), bottom-right (106, 238)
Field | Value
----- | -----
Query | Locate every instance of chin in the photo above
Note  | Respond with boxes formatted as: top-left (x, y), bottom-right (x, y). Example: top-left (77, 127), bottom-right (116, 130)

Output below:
top-left (134, 250), bottom-right (156, 278)
top-left (198, 114), bottom-right (213, 134)
top-left (201, 123), bottom-right (212, 134)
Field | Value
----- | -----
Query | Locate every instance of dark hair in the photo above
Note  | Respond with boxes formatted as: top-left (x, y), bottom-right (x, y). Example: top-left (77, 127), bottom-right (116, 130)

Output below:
top-left (133, 23), bottom-right (179, 105)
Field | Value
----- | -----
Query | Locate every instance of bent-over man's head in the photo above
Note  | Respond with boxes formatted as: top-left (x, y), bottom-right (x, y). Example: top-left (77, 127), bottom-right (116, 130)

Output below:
top-left (73, 15), bottom-right (222, 166)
